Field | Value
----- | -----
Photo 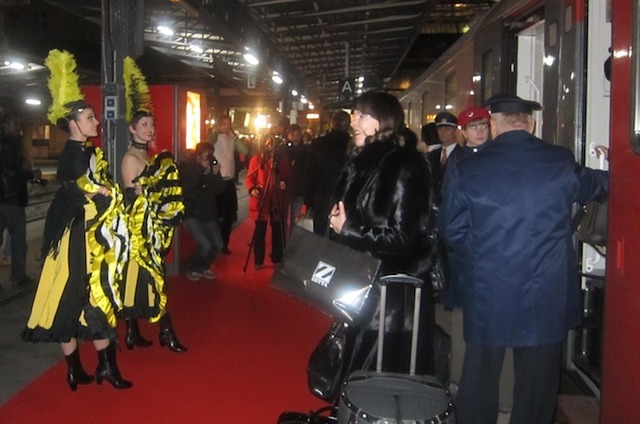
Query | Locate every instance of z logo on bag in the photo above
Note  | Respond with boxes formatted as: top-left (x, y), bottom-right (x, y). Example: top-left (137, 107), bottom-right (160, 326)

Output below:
top-left (312, 261), bottom-right (336, 288)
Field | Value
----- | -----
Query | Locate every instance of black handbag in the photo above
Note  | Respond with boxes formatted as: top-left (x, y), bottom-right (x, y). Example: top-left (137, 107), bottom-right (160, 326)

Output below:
top-left (429, 255), bottom-right (447, 292)
top-left (577, 200), bottom-right (608, 255)
top-left (307, 320), bottom-right (348, 402)
top-left (271, 226), bottom-right (381, 324)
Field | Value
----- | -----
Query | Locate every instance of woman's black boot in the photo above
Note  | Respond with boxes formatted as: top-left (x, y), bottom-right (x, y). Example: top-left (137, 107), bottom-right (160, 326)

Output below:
top-left (124, 319), bottom-right (153, 350)
top-left (158, 313), bottom-right (188, 353)
top-left (95, 342), bottom-right (133, 389)
top-left (64, 347), bottom-right (94, 391)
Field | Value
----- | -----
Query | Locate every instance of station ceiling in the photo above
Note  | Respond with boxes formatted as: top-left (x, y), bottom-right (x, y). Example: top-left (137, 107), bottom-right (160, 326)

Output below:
top-left (0, 0), bottom-right (497, 113)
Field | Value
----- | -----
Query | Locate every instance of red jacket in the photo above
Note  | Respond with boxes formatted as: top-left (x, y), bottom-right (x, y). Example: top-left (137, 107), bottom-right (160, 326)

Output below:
top-left (245, 153), bottom-right (292, 222)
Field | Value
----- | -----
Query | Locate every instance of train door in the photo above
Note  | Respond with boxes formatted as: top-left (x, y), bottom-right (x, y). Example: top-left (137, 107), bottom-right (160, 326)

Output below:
top-left (515, 20), bottom-right (545, 138)
top-left (569, 0), bottom-right (611, 399)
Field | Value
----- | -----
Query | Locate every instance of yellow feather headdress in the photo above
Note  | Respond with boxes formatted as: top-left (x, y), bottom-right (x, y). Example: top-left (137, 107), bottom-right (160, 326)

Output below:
top-left (45, 49), bottom-right (86, 126)
top-left (123, 56), bottom-right (153, 122)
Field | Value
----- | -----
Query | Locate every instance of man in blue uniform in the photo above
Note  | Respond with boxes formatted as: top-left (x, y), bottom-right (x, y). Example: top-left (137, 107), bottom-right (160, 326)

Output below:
top-left (438, 94), bottom-right (608, 424)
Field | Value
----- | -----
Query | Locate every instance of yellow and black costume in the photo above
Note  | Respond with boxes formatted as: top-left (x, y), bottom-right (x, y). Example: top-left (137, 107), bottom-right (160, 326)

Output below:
top-left (22, 144), bottom-right (127, 342)
top-left (120, 151), bottom-right (183, 322)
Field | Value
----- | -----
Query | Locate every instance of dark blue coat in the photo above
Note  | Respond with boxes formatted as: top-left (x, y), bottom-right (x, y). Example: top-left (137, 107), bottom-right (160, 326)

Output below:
top-left (438, 130), bottom-right (608, 347)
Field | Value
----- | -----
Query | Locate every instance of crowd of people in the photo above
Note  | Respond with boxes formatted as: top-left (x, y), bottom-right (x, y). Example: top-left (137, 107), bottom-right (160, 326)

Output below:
top-left (6, 48), bottom-right (609, 424)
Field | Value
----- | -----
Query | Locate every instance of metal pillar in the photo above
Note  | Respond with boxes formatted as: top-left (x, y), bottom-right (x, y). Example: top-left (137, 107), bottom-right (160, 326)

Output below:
top-left (101, 0), bottom-right (144, 184)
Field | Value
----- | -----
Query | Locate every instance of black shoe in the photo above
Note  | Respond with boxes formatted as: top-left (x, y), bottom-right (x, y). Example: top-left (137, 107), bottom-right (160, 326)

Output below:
top-left (222, 246), bottom-right (232, 255)
top-left (65, 347), bottom-right (94, 391)
top-left (95, 343), bottom-right (132, 389)
top-left (124, 319), bottom-right (153, 350)
top-left (158, 313), bottom-right (188, 353)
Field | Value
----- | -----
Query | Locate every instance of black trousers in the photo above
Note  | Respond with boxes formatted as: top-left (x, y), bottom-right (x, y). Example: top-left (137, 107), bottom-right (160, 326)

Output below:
top-left (216, 179), bottom-right (238, 248)
top-left (455, 342), bottom-right (562, 424)
top-left (252, 220), bottom-right (285, 265)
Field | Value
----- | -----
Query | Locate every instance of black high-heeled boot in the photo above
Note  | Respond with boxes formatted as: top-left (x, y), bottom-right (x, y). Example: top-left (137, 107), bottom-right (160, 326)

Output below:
top-left (95, 342), bottom-right (133, 389)
top-left (64, 347), bottom-right (94, 391)
top-left (158, 313), bottom-right (188, 353)
top-left (125, 319), bottom-right (153, 350)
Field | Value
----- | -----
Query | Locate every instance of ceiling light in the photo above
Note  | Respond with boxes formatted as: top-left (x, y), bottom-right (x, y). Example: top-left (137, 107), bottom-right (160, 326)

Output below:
top-left (157, 25), bottom-right (174, 36)
top-left (243, 47), bottom-right (260, 66)
top-left (8, 62), bottom-right (25, 70)
top-left (272, 72), bottom-right (283, 85)
top-left (190, 44), bottom-right (204, 54)
top-left (25, 98), bottom-right (41, 106)
top-left (291, 89), bottom-right (298, 96)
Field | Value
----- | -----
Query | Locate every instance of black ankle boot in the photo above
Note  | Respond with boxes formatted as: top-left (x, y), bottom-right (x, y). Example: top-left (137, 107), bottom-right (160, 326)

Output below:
top-left (158, 313), bottom-right (188, 353)
top-left (95, 342), bottom-right (133, 389)
top-left (125, 319), bottom-right (153, 350)
top-left (64, 347), bottom-right (94, 391)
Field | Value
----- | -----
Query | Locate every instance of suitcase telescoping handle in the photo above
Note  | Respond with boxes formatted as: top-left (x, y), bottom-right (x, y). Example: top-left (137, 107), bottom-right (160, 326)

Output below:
top-left (376, 274), bottom-right (424, 376)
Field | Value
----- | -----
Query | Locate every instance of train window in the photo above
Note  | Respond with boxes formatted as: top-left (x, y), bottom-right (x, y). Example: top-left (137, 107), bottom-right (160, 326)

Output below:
top-left (565, 6), bottom-right (573, 33)
top-left (445, 73), bottom-right (457, 112)
top-left (481, 51), bottom-right (493, 102)
top-left (548, 22), bottom-right (558, 47)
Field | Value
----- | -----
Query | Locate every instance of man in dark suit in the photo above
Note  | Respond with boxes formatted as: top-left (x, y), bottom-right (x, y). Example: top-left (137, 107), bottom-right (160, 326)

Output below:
top-left (427, 111), bottom-right (462, 206)
top-left (304, 111), bottom-right (351, 235)
top-left (438, 94), bottom-right (609, 424)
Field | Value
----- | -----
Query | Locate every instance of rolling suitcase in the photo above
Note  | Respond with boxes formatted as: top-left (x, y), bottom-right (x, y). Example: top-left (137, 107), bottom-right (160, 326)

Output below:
top-left (337, 274), bottom-right (455, 424)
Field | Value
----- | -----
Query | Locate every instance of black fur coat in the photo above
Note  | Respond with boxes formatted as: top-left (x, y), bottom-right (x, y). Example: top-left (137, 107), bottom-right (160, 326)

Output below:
top-left (333, 140), bottom-right (436, 278)
top-left (331, 139), bottom-right (438, 374)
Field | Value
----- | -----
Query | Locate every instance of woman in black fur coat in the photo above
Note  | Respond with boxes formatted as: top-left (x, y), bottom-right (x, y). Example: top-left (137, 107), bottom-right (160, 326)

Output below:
top-left (328, 91), bottom-right (437, 376)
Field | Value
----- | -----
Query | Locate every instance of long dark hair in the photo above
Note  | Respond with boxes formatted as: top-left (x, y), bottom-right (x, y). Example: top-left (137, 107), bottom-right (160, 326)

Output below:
top-left (352, 91), bottom-right (404, 153)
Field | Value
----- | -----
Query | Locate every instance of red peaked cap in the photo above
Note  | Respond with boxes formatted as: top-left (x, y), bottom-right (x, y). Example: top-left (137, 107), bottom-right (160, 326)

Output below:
top-left (458, 106), bottom-right (491, 128)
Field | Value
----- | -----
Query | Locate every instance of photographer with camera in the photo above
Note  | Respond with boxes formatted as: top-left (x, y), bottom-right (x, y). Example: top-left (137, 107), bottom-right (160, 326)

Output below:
top-left (246, 133), bottom-right (292, 269)
top-left (180, 142), bottom-right (225, 281)
top-left (0, 110), bottom-right (40, 288)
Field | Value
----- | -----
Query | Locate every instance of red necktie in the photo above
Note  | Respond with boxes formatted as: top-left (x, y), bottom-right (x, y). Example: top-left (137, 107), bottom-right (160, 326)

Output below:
top-left (440, 148), bottom-right (447, 167)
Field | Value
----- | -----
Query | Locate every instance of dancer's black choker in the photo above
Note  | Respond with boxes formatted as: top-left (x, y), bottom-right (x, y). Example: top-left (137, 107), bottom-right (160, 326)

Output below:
top-left (131, 140), bottom-right (149, 151)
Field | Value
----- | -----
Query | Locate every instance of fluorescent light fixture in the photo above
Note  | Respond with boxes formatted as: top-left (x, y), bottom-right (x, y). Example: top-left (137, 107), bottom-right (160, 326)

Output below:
top-left (25, 98), bottom-right (41, 106)
top-left (9, 62), bottom-right (24, 70)
top-left (190, 44), bottom-right (204, 54)
top-left (300, 97), bottom-right (307, 104)
top-left (306, 113), bottom-right (320, 120)
top-left (272, 72), bottom-right (283, 84)
top-left (243, 47), bottom-right (260, 66)
top-left (291, 89), bottom-right (298, 96)
top-left (157, 25), bottom-right (174, 36)
top-left (308, 103), bottom-right (315, 110)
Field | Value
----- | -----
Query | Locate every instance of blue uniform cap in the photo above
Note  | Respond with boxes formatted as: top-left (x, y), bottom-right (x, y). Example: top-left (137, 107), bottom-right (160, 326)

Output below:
top-left (483, 94), bottom-right (542, 114)
top-left (435, 111), bottom-right (458, 127)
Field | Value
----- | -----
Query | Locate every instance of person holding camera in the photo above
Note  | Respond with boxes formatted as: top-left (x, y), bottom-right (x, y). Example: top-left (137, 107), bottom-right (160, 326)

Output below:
top-left (246, 134), bottom-right (292, 269)
top-left (180, 142), bottom-right (225, 280)
top-left (0, 110), bottom-right (40, 288)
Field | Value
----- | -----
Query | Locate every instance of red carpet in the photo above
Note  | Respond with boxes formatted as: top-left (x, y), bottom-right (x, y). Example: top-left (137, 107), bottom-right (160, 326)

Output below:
top-left (0, 220), bottom-right (331, 423)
